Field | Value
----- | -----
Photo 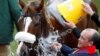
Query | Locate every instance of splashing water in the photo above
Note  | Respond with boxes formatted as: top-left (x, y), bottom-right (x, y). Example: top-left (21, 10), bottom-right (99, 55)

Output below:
top-left (35, 30), bottom-right (62, 56)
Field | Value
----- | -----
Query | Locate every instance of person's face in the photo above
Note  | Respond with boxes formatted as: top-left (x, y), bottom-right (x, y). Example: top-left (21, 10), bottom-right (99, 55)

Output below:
top-left (77, 31), bottom-right (93, 48)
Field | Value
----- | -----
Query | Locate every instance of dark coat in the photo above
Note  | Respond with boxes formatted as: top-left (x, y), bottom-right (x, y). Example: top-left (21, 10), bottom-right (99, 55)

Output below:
top-left (0, 0), bottom-right (22, 44)
top-left (61, 18), bottom-right (99, 56)
top-left (91, 13), bottom-right (100, 27)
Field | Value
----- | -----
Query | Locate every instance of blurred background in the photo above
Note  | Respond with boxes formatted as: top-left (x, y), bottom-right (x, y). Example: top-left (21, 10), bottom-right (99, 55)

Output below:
top-left (10, 0), bottom-right (100, 56)
top-left (93, 0), bottom-right (100, 15)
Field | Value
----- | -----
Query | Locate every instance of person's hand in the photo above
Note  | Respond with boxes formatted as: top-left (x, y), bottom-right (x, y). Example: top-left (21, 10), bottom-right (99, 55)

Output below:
top-left (64, 21), bottom-right (76, 29)
top-left (51, 42), bottom-right (62, 51)
top-left (82, 2), bottom-right (94, 16)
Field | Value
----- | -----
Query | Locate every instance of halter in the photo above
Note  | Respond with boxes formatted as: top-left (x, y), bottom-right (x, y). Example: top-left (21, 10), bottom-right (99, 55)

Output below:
top-left (23, 13), bottom-right (42, 17)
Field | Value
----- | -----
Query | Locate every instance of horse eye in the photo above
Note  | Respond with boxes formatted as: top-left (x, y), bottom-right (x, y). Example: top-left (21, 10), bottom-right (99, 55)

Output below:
top-left (34, 23), bottom-right (40, 26)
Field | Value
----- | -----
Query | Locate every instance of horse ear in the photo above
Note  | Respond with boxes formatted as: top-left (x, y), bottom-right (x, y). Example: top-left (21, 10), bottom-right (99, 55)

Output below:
top-left (39, 0), bottom-right (44, 10)
top-left (30, 0), bottom-right (44, 11)
top-left (19, 0), bottom-right (26, 9)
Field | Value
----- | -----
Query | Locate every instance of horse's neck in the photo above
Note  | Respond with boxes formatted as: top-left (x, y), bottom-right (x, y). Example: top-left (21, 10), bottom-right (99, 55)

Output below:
top-left (46, 0), bottom-right (67, 29)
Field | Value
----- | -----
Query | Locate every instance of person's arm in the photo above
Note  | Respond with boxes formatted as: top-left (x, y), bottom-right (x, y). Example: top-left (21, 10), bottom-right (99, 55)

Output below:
top-left (51, 42), bottom-right (73, 56)
top-left (91, 13), bottom-right (100, 27)
top-left (82, 2), bottom-right (100, 27)
top-left (8, 0), bottom-right (22, 21)
top-left (64, 22), bottom-right (81, 39)
top-left (8, 0), bottom-right (22, 31)
top-left (60, 44), bottom-right (74, 56)
top-left (72, 28), bottom-right (80, 39)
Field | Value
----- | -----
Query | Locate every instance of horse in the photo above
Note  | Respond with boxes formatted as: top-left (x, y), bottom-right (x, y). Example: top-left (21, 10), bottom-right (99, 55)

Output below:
top-left (16, 0), bottom-right (98, 56)
top-left (16, 0), bottom-right (62, 56)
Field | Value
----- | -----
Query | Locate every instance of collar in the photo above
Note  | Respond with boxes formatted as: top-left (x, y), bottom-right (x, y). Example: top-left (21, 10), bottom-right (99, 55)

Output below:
top-left (78, 45), bottom-right (96, 54)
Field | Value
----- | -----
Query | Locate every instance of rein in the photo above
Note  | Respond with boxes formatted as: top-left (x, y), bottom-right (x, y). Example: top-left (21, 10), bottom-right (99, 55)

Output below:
top-left (23, 13), bottom-right (42, 17)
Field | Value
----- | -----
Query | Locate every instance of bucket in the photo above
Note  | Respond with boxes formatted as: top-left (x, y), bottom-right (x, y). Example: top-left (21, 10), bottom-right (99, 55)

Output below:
top-left (57, 0), bottom-right (86, 24)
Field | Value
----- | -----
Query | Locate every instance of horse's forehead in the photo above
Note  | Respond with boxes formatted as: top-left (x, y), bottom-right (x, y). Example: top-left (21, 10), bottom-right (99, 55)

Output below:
top-left (24, 17), bottom-right (32, 32)
top-left (29, 0), bottom-right (41, 7)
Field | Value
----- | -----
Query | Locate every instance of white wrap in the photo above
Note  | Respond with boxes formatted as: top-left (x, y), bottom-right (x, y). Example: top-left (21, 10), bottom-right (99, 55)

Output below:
top-left (15, 32), bottom-right (36, 44)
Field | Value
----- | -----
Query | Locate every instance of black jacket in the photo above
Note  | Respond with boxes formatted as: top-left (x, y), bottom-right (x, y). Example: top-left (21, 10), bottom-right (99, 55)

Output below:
top-left (91, 13), bottom-right (100, 27)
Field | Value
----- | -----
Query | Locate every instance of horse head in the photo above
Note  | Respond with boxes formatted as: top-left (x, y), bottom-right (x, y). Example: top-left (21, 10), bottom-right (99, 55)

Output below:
top-left (18, 0), bottom-right (50, 37)
top-left (15, 0), bottom-right (57, 56)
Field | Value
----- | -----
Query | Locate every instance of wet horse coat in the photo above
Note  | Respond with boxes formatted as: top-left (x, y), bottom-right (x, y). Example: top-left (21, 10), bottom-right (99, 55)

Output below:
top-left (16, 0), bottom-right (98, 56)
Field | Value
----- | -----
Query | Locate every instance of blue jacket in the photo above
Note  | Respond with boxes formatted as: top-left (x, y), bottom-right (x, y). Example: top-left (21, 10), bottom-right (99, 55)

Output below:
top-left (60, 27), bottom-right (99, 56)
top-left (61, 44), bottom-right (98, 56)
